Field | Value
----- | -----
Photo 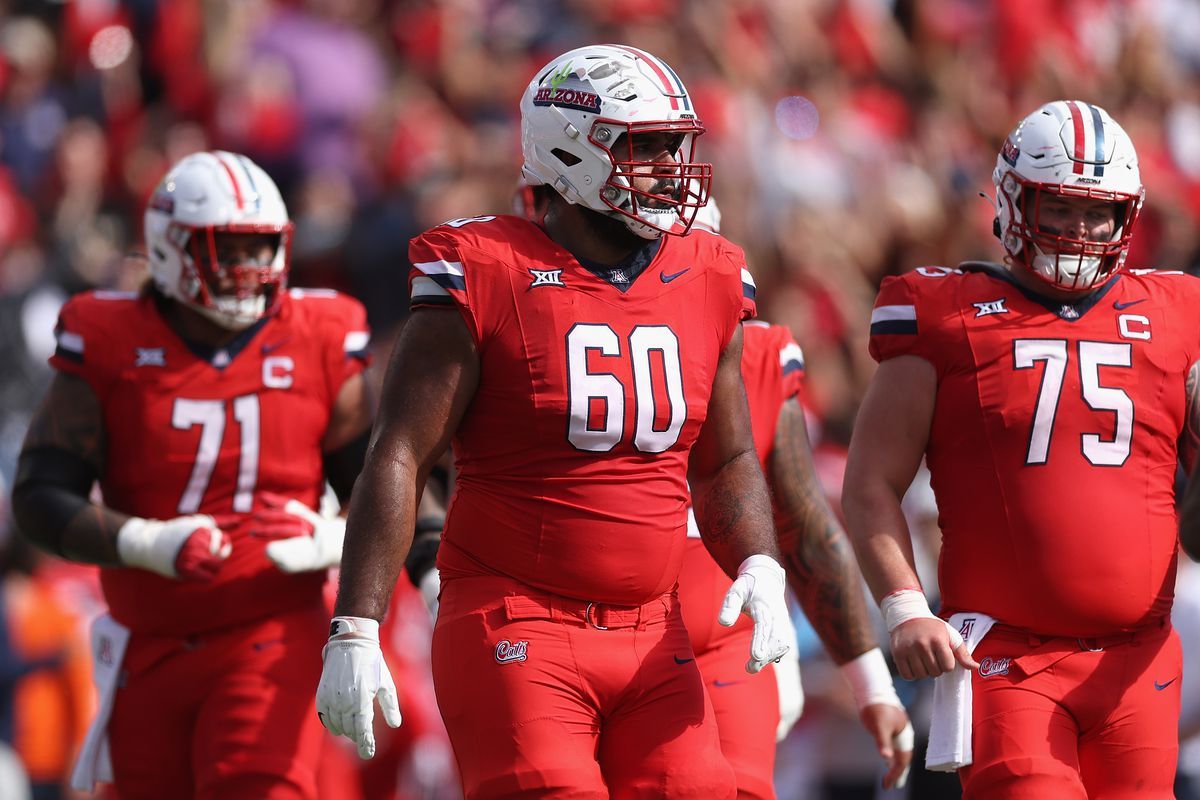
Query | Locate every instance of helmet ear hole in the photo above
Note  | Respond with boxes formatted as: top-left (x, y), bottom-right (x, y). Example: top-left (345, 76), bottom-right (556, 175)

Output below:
top-left (551, 149), bottom-right (581, 167)
top-left (992, 217), bottom-right (1001, 240)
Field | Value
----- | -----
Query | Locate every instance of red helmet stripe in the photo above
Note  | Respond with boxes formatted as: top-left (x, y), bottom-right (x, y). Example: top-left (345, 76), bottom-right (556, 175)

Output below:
top-left (1067, 101), bottom-right (1086, 175)
top-left (214, 152), bottom-right (245, 210)
top-left (611, 44), bottom-right (679, 111)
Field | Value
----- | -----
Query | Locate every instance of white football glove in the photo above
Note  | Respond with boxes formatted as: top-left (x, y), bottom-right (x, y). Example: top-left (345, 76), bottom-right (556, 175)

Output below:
top-left (261, 499), bottom-right (346, 573)
top-left (117, 515), bottom-right (232, 581)
top-left (773, 609), bottom-right (804, 741)
top-left (317, 616), bottom-right (402, 759)
top-left (718, 554), bottom-right (792, 673)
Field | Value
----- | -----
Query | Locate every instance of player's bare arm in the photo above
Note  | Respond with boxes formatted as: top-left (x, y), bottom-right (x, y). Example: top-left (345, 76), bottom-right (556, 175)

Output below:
top-left (321, 370), bottom-right (374, 503)
top-left (769, 397), bottom-right (875, 662)
top-left (12, 371), bottom-right (124, 564)
top-left (334, 307), bottom-right (479, 621)
top-left (689, 325), bottom-right (780, 572)
top-left (1180, 358), bottom-right (1200, 559)
top-left (772, 394), bottom-right (914, 788)
top-left (844, 355), bottom-right (975, 679)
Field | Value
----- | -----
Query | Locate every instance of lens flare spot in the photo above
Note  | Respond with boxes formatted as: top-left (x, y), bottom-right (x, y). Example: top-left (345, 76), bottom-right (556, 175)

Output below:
top-left (774, 96), bottom-right (820, 141)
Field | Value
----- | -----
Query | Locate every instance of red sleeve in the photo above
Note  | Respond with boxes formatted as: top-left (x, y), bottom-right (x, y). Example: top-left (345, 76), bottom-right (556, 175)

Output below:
top-left (322, 293), bottom-right (371, 394)
top-left (48, 293), bottom-right (115, 403)
top-left (739, 266), bottom-right (757, 321)
top-left (408, 228), bottom-right (482, 347)
top-left (774, 327), bottom-right (806, 402)
top-left (867, 274), bottom-right (935, 364)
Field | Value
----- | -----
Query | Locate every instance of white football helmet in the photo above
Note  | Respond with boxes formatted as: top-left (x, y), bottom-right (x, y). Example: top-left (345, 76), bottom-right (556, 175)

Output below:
top-left (144, 150), bottom-right (293, 329)
top-left (993, 100), bottom-right (1143, 291)
top-left (520, 44), bottom-right (712, 239)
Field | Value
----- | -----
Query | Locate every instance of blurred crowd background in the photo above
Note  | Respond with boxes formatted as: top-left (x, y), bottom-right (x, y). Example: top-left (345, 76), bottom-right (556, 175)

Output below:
top-left (1, 0), bottom-right (1199, 798)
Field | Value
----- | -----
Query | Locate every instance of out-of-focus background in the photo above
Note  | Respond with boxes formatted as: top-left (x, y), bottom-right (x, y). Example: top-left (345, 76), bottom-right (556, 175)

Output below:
top-left (0, 1), bottom-right (1199, 798)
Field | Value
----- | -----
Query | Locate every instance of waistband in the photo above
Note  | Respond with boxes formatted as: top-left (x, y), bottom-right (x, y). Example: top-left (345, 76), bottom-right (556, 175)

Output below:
top-left (993, 617), bottom-right (1171, 678)
top-left (443, 574), bottom-right (676, 631)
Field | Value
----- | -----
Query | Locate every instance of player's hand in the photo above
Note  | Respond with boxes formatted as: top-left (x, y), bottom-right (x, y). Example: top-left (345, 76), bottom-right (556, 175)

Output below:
top-left (890, 617), bottom-right (978, 680)
top-left (116, 515), bottom-right (232, 580)
top-left (254, 495), bottom-right (346, 573)
top-left (860, 703), bottom-right (914, 790)
top-left (317, 616), bottom-right (402, 759)
top-left (718, 554), bottom-right (791, 673)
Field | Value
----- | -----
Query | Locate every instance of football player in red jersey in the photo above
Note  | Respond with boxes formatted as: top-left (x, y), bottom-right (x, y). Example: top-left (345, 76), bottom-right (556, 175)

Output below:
top-left (673, 204), bottom-right (913, 798)
top-left (11, 150), bottom-right (373, 800)
top-left (316, 45), bottom-right (792, 799)
top-left (844, 101), bottom-right (1200, 798)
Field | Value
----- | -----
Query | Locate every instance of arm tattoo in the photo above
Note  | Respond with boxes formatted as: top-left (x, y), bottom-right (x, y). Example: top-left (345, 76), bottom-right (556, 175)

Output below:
top-left (1181, 361), bottom-right (1200, 559)
top-left (770, 399), bottom-right (876, 663)
top-left (1183, 360), bottom-right (1200, 474)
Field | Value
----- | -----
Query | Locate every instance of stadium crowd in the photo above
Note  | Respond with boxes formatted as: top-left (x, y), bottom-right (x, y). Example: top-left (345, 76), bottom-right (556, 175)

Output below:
top-left (1, 0), bottom-right (1199, 798)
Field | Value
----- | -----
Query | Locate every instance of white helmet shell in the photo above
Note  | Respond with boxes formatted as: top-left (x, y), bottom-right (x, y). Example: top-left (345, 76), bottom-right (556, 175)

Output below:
top-left (992, 101), bottom-right (1144, 291)
top-left (144, 150), bottom-right (293, 328)
top-left (520, 44), bottom-right (711, 239)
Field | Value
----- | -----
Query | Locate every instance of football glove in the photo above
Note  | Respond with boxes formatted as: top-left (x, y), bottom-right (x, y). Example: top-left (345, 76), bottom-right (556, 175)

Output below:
top-left (317, 616), bottom-right (402, 759)
top-left (116, 515), bottom-right (231, 581)
top-left (718, 554), bottom-right (792, 673)
top-left (257, 497), bottom-right (346, 574)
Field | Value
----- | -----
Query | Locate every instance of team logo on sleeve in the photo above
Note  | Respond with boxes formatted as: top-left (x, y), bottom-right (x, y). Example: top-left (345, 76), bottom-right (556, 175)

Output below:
top-left (135, 347), bottom-right (166, 367)
top-left (529, 269), bottom-right (566, 288)
top-left (494, 640), bottom-right (529, 664)
top-left (972, 299), bottom-right (1009, 318)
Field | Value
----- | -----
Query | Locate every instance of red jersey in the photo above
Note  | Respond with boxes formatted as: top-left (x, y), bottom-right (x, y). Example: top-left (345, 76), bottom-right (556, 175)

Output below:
top-left (409, 215), bottom-right (756, 605)
top-left (869, 264), bottom-right (1200, 637)
top-left (50, 288), bottom-right (369, 635)
top-left (740, 321), bottom-right (806, 470)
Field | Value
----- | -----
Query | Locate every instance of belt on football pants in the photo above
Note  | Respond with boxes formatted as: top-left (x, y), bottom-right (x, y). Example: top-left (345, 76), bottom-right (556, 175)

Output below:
top-left (502, 590), bottom-right (675, 631)
top-left (1002, 616), bottom-right (1170, 678)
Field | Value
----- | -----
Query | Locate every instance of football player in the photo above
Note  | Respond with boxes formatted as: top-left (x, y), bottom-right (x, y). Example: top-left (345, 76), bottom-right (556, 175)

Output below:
top-left (316, 44), bottom-right (791, 799)
top-left (844, 101), bottom-right (1200, 798)
top-left (676, 203), bottom-right (912, 797)
top-left (12, 150), bottom-right (372, 800)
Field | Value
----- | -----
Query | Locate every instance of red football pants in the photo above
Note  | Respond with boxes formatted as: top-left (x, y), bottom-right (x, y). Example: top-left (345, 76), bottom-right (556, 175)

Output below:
top-left (678, 539), bottom-right (779, 800)
top-left (959, 620), bottom-right (1181, 800)
top-left (431, 574), bottom-right (737, 800)
top-left (107, 600), bottom-right (328, 800)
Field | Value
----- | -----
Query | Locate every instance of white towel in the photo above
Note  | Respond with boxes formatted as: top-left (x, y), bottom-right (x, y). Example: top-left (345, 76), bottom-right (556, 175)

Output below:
top-left (926, 611), bottom-right (996, 772)
top-left (71, 615), bottom-right (130, 792)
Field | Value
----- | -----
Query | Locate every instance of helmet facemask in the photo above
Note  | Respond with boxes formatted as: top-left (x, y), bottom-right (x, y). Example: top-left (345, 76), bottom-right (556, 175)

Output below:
top-left (997, 173), bottom-right (1141, 292)
top-left (175, 224), bottom-right (292, 329)
top-left (595, 121), bottom-right (711, 236)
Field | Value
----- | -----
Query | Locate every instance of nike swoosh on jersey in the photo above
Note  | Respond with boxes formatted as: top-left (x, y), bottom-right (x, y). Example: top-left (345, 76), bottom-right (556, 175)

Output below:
top-left (673, 655), bottom-right (695, 665)
top-left (712, 679), bottom-right (742, 687)
top-left (1154, 677), bottom-right (1178, 691)
top-left (262, 338), bottom-right (290, 354)
top-left (1113, 299), bottom-right (1147, 310)
top-left (661, 268), bottom-right (690, 283)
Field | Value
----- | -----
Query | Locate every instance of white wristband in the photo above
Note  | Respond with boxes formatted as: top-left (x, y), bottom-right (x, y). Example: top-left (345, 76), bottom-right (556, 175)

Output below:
top-left (880, 588), bottom-right (937, 633)
top-left (328, 615), bottom-right (380, 641)
top-left (880, 589), bottom-right (963, 648)
top-left (839, 647), bottom-right (902, 711)
top-left (116, 515), bottom-right (216, 578)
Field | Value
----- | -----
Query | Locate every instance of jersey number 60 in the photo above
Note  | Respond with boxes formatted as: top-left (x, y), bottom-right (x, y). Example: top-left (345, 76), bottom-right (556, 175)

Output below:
top-left (566, 323), bottom-right (686, 454)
